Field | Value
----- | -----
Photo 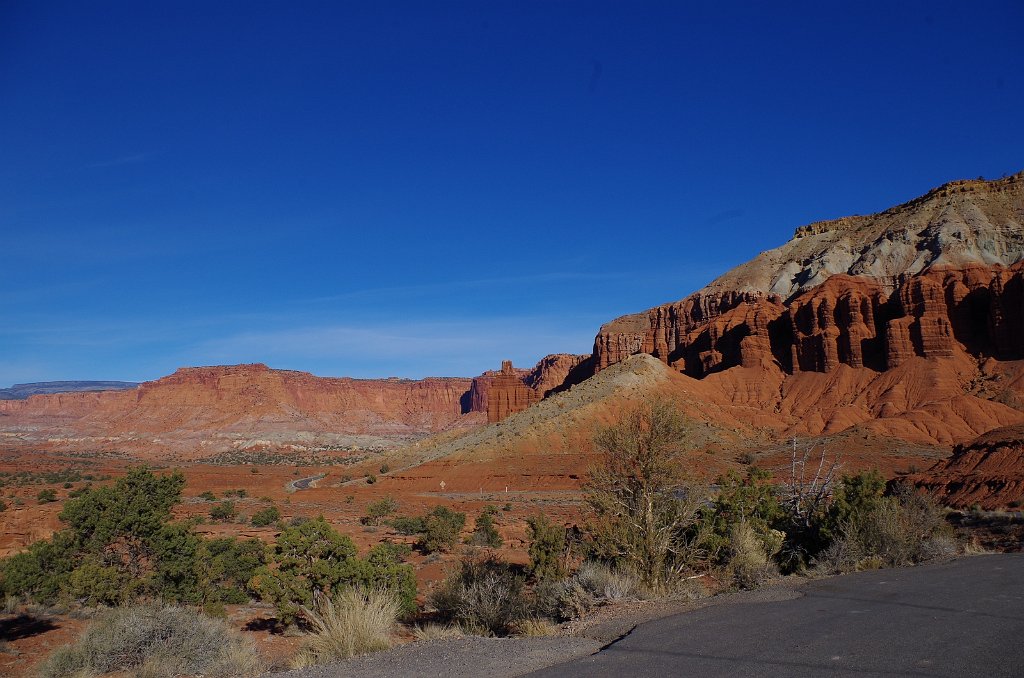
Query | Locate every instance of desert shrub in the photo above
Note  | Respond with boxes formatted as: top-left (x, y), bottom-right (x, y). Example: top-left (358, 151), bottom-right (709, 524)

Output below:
top-left (513, 617), bottom-right (559, 636)
top-left (291, 588), bottom-right (399, 668)
top-left (526, 515), bottom-right (566, 581)
top-left (249, 517), bottom-right (359, 624)
top-left (706, 468), bottom-right (784, 562)
top-left (39, 604), bottom-right (262, 678)
top-left (389, 515), bottom-right (425, 535)
top-left (824, 470), bottom-right (887, 540)
top-left (199, 491), bottom-right (217, 501)
top-left (363, 497), bottom-right (399, 526)
top-left (37, 488), bottom-right (57, 504)
top-left (251, 505), bottom-right (281, 527)
top-left (365, 474), bottom-right (377, 485)
top-left (815, 484), bottom-right (955, 574)
top-left (0, 500), bottom-right (6, 512)
top-left (210, 501), bottom-right (237, 522)
top-left (430, 555), bottom-right (529, 636)
top-left (418, 506), bottom-right (466, 553)
top-left (533, 561), bottom-right (641, 623)
top-left (379, 463), bottom-right (390, 474)
top-left (250, 517), bottom-right (417, 624)
top-left (358, 544), bottom-right (417, 615)
top-left (469, 506), bottom-right (503, 548)
top-left (532, 577), bottom-right (593, 622)
top-left (584, 399), bottom-right (710, 590)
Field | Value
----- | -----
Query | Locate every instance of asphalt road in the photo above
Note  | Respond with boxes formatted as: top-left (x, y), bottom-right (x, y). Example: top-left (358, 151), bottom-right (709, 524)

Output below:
top-left (527, 554), bottom-right (1024, 678)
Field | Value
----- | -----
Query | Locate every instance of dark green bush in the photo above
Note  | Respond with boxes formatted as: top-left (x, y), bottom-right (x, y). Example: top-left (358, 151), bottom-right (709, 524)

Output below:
top-left (418, 506), bottom-right (466, 553)
top-left (250, 517), bottom-right (417, 624)
top-left (199, 537), bottom-right (266, 604)
top-left (37, 488), bottom-right (58, 504)
top-left (469, 507), bottom-right (503, 548)
top-left (526, 515), bottom-right (567, 581)
top-left (0, 468), bottom-right (201, 606)
top-left (251, 505), bottom-right (281, 527)
top-left (388, 515), bottom-right (425, 535)
top-left (363, 497), bottom-right (398, 526)
top-left (209, 501), bottom-right (237, 522)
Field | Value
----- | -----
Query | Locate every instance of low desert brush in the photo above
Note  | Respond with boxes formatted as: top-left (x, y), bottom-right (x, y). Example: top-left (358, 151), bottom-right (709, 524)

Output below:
top-left (39, 605), bottom-right (262, 678)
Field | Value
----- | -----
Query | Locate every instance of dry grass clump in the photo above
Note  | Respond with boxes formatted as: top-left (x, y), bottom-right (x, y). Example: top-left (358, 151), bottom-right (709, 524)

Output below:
top-left (727, 521), bottom-right (780, 589)
top-left (412, 623), bottom-right (466, 641)
top-left (290, 588), bottom-right (400, 668)
top-left (39, 605), bottom-right (262, 678)
top-left (574, 561), bottom-right (642, 601)
top-left (512, 617), bottom-right (559, 637)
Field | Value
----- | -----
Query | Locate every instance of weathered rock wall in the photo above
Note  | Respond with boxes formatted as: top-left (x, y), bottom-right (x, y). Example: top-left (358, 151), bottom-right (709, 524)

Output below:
top-left (486, 361), bottom-right (541, 424)
top-left (593, 263), bottom-right (1024, 378)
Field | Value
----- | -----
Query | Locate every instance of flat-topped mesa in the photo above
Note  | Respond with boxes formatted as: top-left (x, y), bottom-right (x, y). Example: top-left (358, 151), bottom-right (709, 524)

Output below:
top-left (593, 172), bottom-right (1024, 376)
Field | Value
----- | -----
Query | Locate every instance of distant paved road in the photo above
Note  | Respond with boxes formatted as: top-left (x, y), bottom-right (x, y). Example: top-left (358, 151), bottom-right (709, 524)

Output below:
top-left (286, 473), bottom-right (326, 491)
top-left (528, 554), bottom-right (1024, 678)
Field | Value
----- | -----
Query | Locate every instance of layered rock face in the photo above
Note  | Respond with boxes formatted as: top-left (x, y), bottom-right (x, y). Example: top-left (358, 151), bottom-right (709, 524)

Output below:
top-left (594, 263), bottom-right (1023, 379)
top-left (486, 361), bottom-right (541, 423)
top-left (595, 173), bottom-right (1024, 378)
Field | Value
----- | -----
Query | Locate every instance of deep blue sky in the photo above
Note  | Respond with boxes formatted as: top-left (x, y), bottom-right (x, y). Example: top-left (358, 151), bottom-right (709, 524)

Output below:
top-left (2, 1), bottom-right (1022, 384)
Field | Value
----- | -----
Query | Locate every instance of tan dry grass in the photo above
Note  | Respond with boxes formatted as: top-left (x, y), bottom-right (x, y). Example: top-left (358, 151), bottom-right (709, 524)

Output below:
top-left (291, 588), bottom-right (400, 668)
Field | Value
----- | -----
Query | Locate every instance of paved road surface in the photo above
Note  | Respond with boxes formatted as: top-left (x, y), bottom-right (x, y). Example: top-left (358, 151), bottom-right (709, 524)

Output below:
top-left (528, 554), bottom-right (1024, 678)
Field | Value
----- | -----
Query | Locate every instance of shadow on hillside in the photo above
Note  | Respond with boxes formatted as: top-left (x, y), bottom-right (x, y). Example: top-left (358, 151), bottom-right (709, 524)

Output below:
top-left (0, 613), bottom-right (58, 641)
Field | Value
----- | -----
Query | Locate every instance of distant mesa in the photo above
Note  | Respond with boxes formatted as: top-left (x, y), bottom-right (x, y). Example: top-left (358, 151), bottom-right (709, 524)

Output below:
top-left (0, 381), bottom-right (138, 400)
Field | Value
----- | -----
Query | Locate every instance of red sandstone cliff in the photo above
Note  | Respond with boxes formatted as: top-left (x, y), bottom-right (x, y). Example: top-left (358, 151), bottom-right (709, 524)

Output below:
top-left (584, 174), bottom-right (1024, 448)
top-left (467, 354), bottom-right (590, 423)
top-left (486, 361), bottom-right (542, 423)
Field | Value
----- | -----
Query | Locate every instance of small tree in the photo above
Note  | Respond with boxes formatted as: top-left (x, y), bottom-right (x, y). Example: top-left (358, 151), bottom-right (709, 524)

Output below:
top-left (37, 489), bottom-right (57, 504)
top-left (584, 398), bottom-right (708, 590)
top-left (250, 517), bottom-right (360, 624)
top-left (209, 501), bottom-right (237, 522)
top-left (363, 497), bottom-right (399, 526)
top-left (469, 507), bottom-right (503, 548)
top-left (526, 515), bottom-right (566, 581)
top-left (418, 506), bottom-right (466, 553)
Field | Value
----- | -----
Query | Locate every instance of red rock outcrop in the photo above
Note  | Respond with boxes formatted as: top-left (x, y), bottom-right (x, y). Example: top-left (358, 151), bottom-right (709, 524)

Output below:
top-left (913, 424), bottom-right (1024, 508)
top-left (486, 361), bottom-right (541, 423)
top-left (524, 354), bottom-right (590, 396)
